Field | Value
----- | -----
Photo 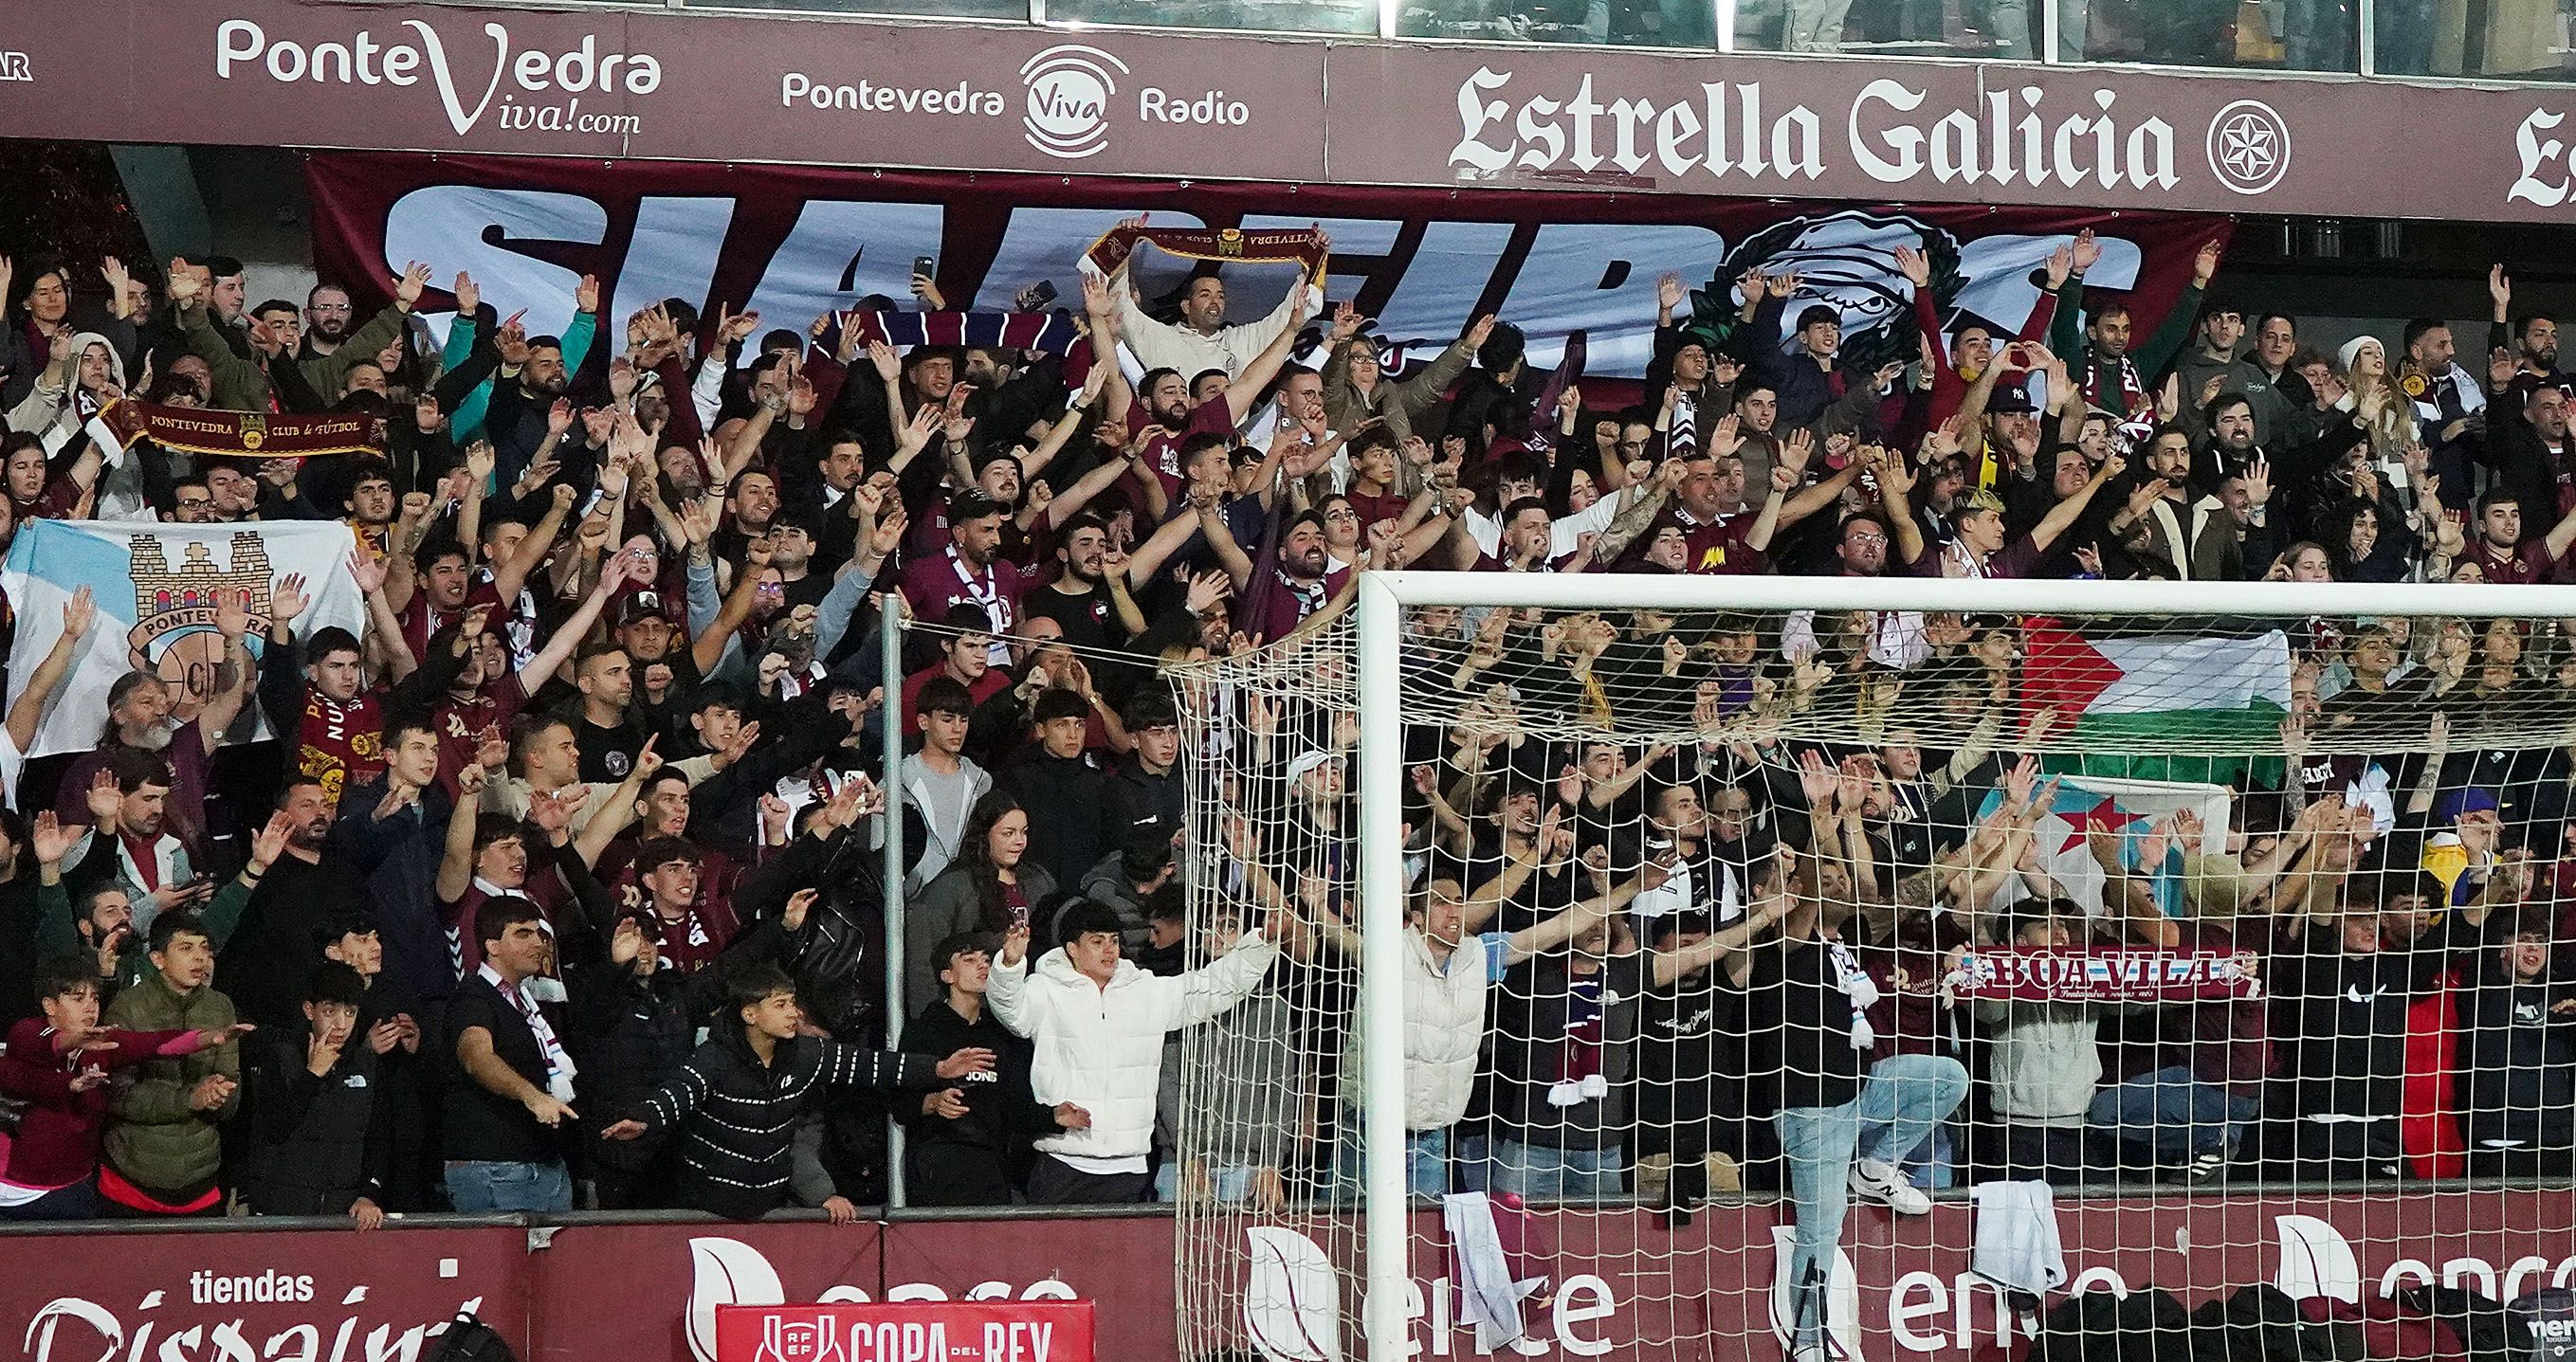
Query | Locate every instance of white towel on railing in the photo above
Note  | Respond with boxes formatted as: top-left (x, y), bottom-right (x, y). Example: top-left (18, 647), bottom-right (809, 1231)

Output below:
top-left (1445, 1191), bottom-right (1542, 1351)
top-left (1970, 1179), bottom-right (2068, 1298)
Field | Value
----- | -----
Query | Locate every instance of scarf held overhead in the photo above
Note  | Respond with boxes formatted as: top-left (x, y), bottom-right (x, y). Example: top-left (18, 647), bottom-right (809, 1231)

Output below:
top-left (98, 399), bottom-right (388, 459)
top-left (1081, 223), bottom-right (1328, 284)
top-left (1947, 946), bottom-right (2258, 1004)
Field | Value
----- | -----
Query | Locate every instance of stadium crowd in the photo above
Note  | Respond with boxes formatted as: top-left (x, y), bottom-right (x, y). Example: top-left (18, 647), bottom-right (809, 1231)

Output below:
top-left (0, 221), bottom-right (2567, 1256)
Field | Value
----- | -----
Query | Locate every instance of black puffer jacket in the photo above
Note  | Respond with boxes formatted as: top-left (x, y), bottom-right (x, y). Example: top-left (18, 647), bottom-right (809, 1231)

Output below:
top-left (242, 1030), bottom-right (389, 1215)
top-left (631, 1024), bottom-right (941, 1220)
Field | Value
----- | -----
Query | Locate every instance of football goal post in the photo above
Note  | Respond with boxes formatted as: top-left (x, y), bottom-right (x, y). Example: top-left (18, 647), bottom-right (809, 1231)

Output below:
top-left (1169, 571), bottom-right (2576, 1362)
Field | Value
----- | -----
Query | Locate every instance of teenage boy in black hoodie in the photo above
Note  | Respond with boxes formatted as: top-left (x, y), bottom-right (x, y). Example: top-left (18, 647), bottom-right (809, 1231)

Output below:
top-left (241, 961), bottom-right (391, 1226)
top-left (900, 931), bottom-right (1091, 1205)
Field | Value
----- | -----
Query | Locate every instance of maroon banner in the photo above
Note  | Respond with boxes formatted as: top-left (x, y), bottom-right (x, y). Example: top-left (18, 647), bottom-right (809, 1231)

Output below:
top-left (302, 152), bottom-right (2220, 385)
top-left (102, 399), bottom-right (389, 459)
top-left (6, 1193), bottom-right (2575, 1362)
top-left (1948, 947), bottom-right (2259, 1004)
top-left (11, 0), bottom-right (2576, 219)
top-left (713, 1301), bottom-right (1095, 1362)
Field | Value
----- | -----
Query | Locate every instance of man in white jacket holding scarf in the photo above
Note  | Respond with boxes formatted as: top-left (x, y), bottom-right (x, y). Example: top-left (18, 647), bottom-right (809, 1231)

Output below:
top-left (990, 897), bottom-right (1294, 1204)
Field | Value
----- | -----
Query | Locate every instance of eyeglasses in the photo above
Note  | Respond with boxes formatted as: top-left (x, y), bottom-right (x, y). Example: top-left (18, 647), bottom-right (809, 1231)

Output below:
top-left (175, 497), bottom-right (212, 509)
top-left (1846, 531), bottom-right (1890, 547)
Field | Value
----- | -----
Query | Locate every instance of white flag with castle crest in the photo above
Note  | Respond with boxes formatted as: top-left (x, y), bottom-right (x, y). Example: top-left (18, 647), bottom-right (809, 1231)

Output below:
top-left (2, 519), bottom-right (367, 758)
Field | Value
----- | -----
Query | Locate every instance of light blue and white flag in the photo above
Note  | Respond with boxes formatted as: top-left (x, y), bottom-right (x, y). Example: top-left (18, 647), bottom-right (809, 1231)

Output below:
top-left (2, 518), bottom-right (367, 757)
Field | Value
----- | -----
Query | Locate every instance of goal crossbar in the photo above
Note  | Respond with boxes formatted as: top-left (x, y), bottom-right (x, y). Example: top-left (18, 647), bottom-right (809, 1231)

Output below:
top-left (1347, 569), bottom-right (2576, 1362)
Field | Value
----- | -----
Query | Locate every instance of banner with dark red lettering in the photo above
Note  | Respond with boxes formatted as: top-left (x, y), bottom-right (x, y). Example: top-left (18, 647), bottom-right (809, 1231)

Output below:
top-left (714, 1301), bottom-right (1094, 1362)
top-left (303, 152), bottom-right (2222, 387)
top-left (1947, 945), bottom-right (2260, 1003)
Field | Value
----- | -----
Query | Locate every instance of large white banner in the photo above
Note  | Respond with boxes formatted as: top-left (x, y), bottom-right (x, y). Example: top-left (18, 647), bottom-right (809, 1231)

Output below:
top-left (2, 519), bottom-right (369, 758)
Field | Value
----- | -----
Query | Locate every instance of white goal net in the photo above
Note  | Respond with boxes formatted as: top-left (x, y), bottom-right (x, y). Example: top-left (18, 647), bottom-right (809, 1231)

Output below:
top-left (1168, 578), bottom-right (2576, 1362)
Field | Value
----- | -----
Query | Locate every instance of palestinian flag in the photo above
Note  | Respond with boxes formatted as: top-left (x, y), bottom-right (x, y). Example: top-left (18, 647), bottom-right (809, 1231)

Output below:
top-left (2019, 624), bottom-right (2293, 783)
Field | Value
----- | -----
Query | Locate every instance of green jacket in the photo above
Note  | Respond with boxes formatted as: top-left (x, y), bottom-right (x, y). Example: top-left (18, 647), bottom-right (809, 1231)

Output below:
top-left (2048, 274), bottom-right (2204, 414)
top-left (176, 302), bottom-right (274, 411)
top-left (100, 969), bottom-right (241, 1192)
top-left (299, 302), bottom-right (411, 400)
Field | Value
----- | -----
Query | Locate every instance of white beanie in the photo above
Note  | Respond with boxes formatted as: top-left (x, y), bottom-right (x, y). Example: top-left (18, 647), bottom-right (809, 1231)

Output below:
top-left (2337, 334), bottom-right (2383, 374)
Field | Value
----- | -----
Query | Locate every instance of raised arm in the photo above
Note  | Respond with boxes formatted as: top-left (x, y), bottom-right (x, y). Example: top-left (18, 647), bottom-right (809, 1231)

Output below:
top-left (2029, 450), bottom-right (2126, 556)
top-left (6, 589), bottom-right (93, 754)
top-left (1219, 289), bottom-right (1316, 427)
top-left (1503, 864), bottom-right (1665, 967)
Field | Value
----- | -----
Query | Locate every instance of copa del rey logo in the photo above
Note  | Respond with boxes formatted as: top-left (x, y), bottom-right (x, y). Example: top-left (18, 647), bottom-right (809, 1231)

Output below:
top-left (681, 1238), bottom-right (1078, 1362)
top-left (1449, 69), bottom-right (2293, 197)
top-left (214, 17), bottom-right (660, 136)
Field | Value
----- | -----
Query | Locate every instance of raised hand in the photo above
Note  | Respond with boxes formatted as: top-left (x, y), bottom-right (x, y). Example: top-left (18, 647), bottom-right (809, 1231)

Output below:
top-left (84, 769), bottom-right (122, 827)
top-left (1891, 245), bottom-right (1931, 288)
top-left (248, 810), bottom-right (292, 870)
top-left (62, 585), bottom-right (95, 640)
top-left (453, 271), bottom-right (480, 318)
top-left (28, 810), bottom-right (75, 866)
top-left (164, 257), bottom-right (204, 305)
top-left (393, 262), bottom-right (433, 310)
top-left (2070, 227), bottom-right (2101, 274)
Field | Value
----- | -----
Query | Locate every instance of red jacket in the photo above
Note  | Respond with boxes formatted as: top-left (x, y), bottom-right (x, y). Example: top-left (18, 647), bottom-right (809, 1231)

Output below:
top-left (0, 1017), bottom-right (208, 1191)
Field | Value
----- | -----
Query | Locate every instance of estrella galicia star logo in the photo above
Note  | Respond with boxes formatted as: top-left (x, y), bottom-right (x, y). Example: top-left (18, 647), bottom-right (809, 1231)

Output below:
top-left (2205, 100), bottom-right (2291, 195)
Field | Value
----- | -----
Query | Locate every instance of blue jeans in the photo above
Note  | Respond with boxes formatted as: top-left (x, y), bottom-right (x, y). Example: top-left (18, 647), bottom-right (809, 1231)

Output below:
top-left (1489, 1139), bottom-right (1625, 1201)
top-left (1335, 1111), bottom-right (1451, 1199)
top-left (2087, 1065), bottom-right (2257, 1165)
top-left (1155, 1160), bottom-right (1260, 1204)
top-left (444, 1159), bottom-right (572, 1213)
top-left (1774, 1055), bottom-right (1969, 1351)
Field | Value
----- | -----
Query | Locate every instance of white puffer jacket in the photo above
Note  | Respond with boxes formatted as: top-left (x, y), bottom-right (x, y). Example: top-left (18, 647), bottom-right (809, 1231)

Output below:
top-left (988, 932), bottom-right (1279, 1162)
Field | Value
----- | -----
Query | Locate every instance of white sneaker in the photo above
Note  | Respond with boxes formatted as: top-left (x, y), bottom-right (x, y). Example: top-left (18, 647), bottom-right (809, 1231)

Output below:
top-left (1849, 1159), bottom-right (1931, 1215)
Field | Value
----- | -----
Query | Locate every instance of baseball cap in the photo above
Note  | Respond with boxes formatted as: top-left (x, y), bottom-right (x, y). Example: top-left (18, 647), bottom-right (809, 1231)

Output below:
top-left (617, 590), bottom-right (672, 627)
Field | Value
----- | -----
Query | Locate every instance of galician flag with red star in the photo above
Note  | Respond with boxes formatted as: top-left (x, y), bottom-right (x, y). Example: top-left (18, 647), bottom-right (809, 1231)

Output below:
top-left (1979, 774), bottom-right (2234, 920)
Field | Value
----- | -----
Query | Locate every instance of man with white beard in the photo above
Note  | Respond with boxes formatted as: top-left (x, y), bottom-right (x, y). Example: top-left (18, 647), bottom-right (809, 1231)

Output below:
top-left (52, 615), bottom-right (256, 861)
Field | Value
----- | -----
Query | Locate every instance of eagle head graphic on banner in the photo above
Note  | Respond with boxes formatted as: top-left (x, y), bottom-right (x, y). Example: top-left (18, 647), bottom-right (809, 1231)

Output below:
top-left (1696, 210), bottom-right (1968, 378)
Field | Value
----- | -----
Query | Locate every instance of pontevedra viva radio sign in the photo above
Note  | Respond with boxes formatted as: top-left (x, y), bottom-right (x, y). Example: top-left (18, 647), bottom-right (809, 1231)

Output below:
top-left (13, 0), bottom-right (2576, 218)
